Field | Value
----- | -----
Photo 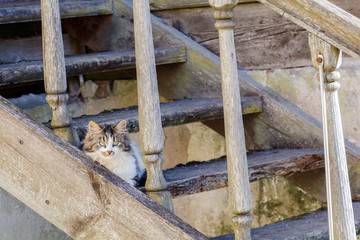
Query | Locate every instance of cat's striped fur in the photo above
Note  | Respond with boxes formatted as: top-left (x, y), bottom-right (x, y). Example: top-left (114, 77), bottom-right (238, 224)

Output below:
top-left (82, 120), bottom-right (145, 187)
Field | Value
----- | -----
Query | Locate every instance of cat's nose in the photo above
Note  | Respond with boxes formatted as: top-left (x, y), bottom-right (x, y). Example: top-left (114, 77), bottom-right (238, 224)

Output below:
top-left (106, 150), bottom-right (114, 155)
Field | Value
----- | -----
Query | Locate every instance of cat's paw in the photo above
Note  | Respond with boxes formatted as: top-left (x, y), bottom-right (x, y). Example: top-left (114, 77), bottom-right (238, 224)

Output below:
top-left (125, 179), bottom-right (137, 187)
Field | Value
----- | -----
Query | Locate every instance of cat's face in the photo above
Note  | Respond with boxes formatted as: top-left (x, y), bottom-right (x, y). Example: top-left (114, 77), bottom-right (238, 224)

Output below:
top-left (82, 120), bottom-right (130, 158)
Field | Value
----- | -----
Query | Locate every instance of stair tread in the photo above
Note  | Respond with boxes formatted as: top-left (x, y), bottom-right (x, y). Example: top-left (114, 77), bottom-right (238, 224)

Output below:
top-left (71, 97), bottom-right (263, 138)
top-left (0, 47), bottom-right (187, 85)
top-left (0, 0), bottom-right (113, 25)
top-left (162, 148), bottom-right (323, 197)
top-left (212, 202), bottom-right (360, 240)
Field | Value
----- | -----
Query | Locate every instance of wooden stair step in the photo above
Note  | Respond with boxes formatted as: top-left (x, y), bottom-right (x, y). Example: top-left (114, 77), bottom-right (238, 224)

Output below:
top-left (0, 0), bottom-right (113, 25)
top-left (0, 47), bottom-right (187, 86)
top-left (71, 97), bottom-right (263, 139)
top-left (212, 202), bottom-right (360, 240)
top-left (161, 148), bottom-right (323, 198)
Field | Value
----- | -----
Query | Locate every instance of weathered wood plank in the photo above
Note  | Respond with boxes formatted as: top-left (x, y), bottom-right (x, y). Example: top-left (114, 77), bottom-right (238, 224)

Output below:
top-left (149, 0), bottom-right (256, 11)
top-left (0, 0), bottom-right (113, 24)
top-left (153, 3), bottom-right (310, 70)
top-left (257, 0), bottom-right (360, 61)
top-left (309, 36), bottom-right (356, 239)
top-left (0, 0), bottom-right (89, 7)
top-left (133, 0), bottom-right (168, 196)
top-left (0, 34), bottom-right (82, 64)
top-left (100, 0), bottom-right (360, 197)
top-left (210, 1), bottom-right (252, 239)
top-left (213, 202), bottom-right (360, 240)
top-left (161, 149), bottom-right (324, 198)
top-left (65, 0), bottom-right (360, 198)
top-left (0, 96), bottom-right (208, 240)
top-left (152, 0), bottom-right (360, 69)
top-left (41, 0), bottom-right (77, 145)
top-left (69, 97), bottom-right (262, 139)
top-left (0, 47), bottom-right (186, 85)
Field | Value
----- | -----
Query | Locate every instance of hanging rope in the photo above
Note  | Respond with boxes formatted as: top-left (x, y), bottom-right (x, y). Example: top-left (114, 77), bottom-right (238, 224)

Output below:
top-left (317, 54), bottom-right (334, 240)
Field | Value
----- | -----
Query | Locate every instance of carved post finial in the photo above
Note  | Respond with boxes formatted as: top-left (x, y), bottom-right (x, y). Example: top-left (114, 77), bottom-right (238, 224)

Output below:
top-left (210, 0), bottom-right (238, 28)
top-left (209, 1), bottom-right (252, 239)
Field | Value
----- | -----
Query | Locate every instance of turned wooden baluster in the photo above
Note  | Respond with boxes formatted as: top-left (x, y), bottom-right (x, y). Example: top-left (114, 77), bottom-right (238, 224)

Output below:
top-left (133, 0), bottom-right (173, 210)
top-left (309, 33), bottom-right (356, 240)
top-left (209, 1), bottom-right (252, 239)
top-left (41, 0), bottom-right (79, 146)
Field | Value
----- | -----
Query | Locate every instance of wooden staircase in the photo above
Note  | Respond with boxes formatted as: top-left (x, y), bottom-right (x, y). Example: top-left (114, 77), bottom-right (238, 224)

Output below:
top-left (0, 47), bottom-right (187, 85)
top-left (0, 0), bottom-right (113, 24)
top-left (214, 202), bottom-right (360, 240)
top-left (0, 0), bottom-right (360, 239)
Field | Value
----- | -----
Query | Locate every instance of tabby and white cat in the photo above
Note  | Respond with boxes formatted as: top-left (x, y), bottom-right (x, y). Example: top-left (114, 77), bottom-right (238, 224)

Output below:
top-left (82, 120), bottom-right (146, 187)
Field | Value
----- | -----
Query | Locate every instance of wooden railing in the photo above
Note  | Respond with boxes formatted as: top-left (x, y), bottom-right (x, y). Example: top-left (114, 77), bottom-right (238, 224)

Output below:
top-left (133, 0), bottom-right (174, 211)
top-left (254, 0), bottom-right (358, 238)
top-left (41, 0), bottom-right (79, 147)
top-left (211, 0), bottom-right (358, 238)
top-left (208, 1), bottom-right (252, 239)
top-left (25, 0), bottom-right (360, 239)
top-left (309, 34), bottom-right (356, 239)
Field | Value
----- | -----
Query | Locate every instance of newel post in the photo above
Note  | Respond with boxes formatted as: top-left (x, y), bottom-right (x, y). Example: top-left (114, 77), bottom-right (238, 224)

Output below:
top-left (209, 1), bottom-right (252, 239)
top-left (133, 0), bottom-right (173, 210)
top-left (41, 0), bottom-right (79, 146)
top-left (309, 33), bottom-right (356, 239)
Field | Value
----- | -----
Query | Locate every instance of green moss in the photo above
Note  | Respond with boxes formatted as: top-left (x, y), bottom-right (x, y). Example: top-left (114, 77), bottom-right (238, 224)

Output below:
top-left (250, 177), bottom-right (322, 228)
top-left (219, 219), bottom-right (234, 236)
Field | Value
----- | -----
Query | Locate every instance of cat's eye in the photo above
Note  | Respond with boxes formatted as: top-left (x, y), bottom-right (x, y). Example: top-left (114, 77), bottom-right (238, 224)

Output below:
top-left (113, 141), bottom-right (119, 146)
top-left (99, 141), bottom-right (106, 146)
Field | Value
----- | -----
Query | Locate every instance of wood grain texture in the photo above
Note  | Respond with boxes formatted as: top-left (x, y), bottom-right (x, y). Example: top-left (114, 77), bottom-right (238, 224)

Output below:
top-left (213, 202), bottom-right (360, 240)
top-left (161, 149), bottom-right (324, 197)
top-left (0, 96), bottom-right (208, 240)
top-left (69, 97), bottom-right (262, 139)
top-left (308, 33), bottom-right (341, 72)
top-left (41, 0), bottom-right (67, 94)
top-left (63, 0), bottom-right (360, 198)
top-left (326, 80), bottom-right (356, 238)
top-left (309, 35), bottom-right (356, 239)
top-left (0, 34), bottom-right (81, 64)
top-left (133, 0), bottom-right (167, 192)
top-left (153, 3), bottom-right (309, 70)
top-left (257, 0), bottom-right (360, 61)
top-left (0, 0), bottom-right (113, 24)
top-left (41, 0), bottom-right (77, 144)
top-left (0, 47), bottom-right (187, 85)
top-left (210, 1), bottom-right (252, 239)
top-left (152, 0), bottom-right (360, 69)
top-left (149, 0), bottom-right (255, 11)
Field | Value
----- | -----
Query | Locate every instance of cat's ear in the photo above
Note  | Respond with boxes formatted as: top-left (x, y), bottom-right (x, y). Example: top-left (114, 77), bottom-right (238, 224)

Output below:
top-left (88, 121), bottom-right (102, 133)
top-left (115, 120), bottom-right (127, 133)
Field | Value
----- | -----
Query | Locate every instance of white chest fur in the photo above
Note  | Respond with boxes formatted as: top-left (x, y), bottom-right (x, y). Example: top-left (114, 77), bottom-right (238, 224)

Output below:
top-left (85, 142), bottom-right (145, 186)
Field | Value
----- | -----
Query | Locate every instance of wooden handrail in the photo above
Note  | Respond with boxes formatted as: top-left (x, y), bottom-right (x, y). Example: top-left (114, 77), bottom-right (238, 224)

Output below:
top-left (0, 96), bottom-right (208, 240)
top-left (257, 0), bottom-right (360, 60)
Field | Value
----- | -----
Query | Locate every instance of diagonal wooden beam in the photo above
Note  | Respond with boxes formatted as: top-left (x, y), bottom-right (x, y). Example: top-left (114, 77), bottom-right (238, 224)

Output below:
top-left (0, 96), bottom-right (207, 240)
top-left (257, 0), bottom-right (360, 60)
